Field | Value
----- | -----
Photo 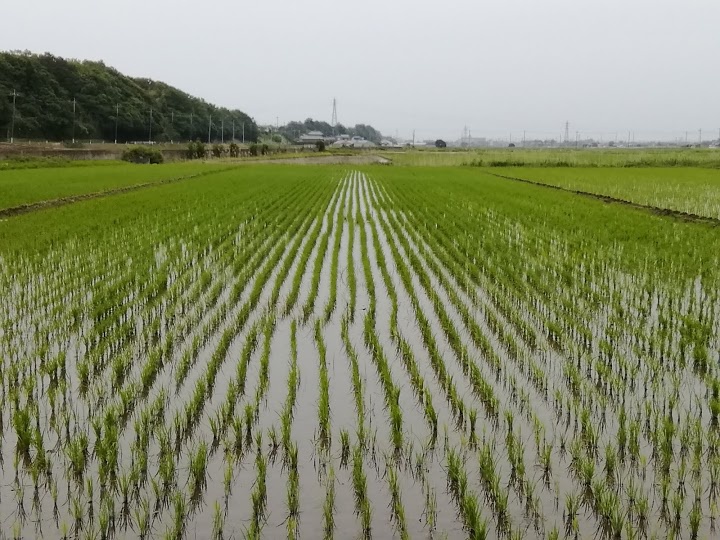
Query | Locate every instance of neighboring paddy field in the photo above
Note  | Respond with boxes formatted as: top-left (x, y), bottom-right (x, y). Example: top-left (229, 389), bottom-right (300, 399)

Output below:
top-left (0, 162), bottom-right (233, 212)
top-left (492, 167), bottom-right (720, 220)
top-left (0, 160), bottom-right (718, 539)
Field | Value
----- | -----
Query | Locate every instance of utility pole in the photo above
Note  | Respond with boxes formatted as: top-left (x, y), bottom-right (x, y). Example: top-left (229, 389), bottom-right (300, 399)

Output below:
top-left (221, 119), bottom-right (224, 144)
top-left (9, 89), bottom-right (18, 143)
top-left (564, 121), bottom-right (569, 144)
top-left (523, 130), bottom-right (526, 147)
top-left (170, 110), bottom-right (174, 143)
top-left (575, 131), bottom-right (579, 148)
top-left (148, 108), bottom-right (153, 143)
top-left (331, 98), bottom-right (338, 135)
top-left (72, 97), bottom-right (77, 143)
top-left (699, 129), bottom-right (702, 144)
top-left (114, 103), bottom-right (119, 144)
top-left (232, 120), bottom-right (235, 142)
top-left (412, 129), bottom-right (415, 147)
top-left (208, 115), bottom-right (212, 144)
top-left (190, 112), bottom-right (194, 141)
top-left (242, 122), bottom-right (245, 144)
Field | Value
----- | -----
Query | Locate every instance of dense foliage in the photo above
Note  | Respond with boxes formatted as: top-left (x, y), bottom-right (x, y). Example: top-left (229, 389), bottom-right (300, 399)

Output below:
top-left (278, 118), bottom-right (383, 143)
top-left (121, 146), bottom-right (164, 164)
top-left (0, 51), bottom-right (259, 143)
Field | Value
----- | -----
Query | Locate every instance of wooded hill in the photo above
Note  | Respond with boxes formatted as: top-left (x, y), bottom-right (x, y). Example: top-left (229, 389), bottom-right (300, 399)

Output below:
top-left (0, 51), bottom-right (259, 143)
top-left (278, 118), bottom-right (383, 143)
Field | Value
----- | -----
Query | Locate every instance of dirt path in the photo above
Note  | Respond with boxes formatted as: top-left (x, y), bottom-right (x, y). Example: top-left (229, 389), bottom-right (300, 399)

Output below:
top-left (489, 171), bottom-right (720, 226)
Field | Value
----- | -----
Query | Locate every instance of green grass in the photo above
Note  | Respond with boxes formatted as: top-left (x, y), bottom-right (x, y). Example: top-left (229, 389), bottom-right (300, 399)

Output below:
top-left (494, 166), bottom-right (720, 219)
top-left (0, 160), bottom-right (234, 210)
top-left (382, 147), bottom-right (720, 168)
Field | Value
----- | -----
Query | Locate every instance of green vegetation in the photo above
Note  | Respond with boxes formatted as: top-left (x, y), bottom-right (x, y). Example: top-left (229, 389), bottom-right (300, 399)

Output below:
top-left (0, 159), bottom-right (717, 538)
top-left (496, 166), bottom-right (720, 219)
top-left (0, 51), bottom-right (258, 142)
top-left (383, 147), bottom-right (720, 168)
top-left (278, 118), bottom-right (383, 143)
top-left (121, 145), bottom-right (164, 164)
top-left (0, 160), bottom-right (232, 211)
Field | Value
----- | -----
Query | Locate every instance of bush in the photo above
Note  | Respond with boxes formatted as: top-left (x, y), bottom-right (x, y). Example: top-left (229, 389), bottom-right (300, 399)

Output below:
top-left (316, 140), bottom-right (326, 152)
top-left (211, 144), bottom-right (226, 158)
top-left (261, 144), bottom-right (269, 155)
top-left (229, 142), bottom-right (240, 158)
top-left (249, 143), bottom-right (259, 156)
top-left (121, 146), bottom-right (164, 164)
top-left (186, 140), bottom-right (206, 160)
top-left (63, 140), bottom-right (85, 149)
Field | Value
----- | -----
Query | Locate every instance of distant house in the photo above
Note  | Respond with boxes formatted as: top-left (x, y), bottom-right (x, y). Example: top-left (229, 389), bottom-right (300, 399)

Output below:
top-left (298, 131), bottom-right (326, 144)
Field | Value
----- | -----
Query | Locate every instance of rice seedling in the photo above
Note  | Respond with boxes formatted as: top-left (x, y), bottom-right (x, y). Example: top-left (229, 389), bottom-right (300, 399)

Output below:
top-left (0, 164), bottom-right (718, 539)
top-left (188, 441), bottom-right (208, 506)
top-left (352, 445), bottom-right (372, 539)
top-left (314, 319), bottom-right (331, 451)
top-left (323, 466), bottom-right (335, 540)
top-left (211, 500), bottom-right (224, 540)
top-left (386, 463), bottom-right (409, 539)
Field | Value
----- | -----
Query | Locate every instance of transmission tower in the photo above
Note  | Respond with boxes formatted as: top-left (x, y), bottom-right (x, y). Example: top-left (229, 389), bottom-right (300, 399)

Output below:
top-left (331, 98), bottom-right (338, 133)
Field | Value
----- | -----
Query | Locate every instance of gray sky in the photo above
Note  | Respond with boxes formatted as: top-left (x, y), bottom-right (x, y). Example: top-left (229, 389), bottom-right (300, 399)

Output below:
top-left (3, 0), bottom-right (719, 141)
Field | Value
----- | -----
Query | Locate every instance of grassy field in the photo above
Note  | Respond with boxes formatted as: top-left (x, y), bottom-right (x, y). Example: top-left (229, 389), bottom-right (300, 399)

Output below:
top-left (383, 147), bottom-right (720, 168)
top-left (493, 166), bottom-right (720, 219)
top-left (0, 161), bottom-right (718, 539)
top-left (0, 161), bottom-right (234, 211)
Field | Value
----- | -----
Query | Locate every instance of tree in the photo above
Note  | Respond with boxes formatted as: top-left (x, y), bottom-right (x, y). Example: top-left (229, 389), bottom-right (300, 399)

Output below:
top-left (435, 139), bottom-right (447, 148)
top-left (316, 140), bottom-right (326, 152)
top-left (0, 51), bottom-right (260, 143)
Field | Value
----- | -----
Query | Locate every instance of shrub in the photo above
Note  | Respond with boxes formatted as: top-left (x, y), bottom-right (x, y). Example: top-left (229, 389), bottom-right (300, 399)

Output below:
top-left (316, 140), bottom-right (326, 152)
top-left (211, 144), bottom-right (226, 158)
top-left (121, 146), bottom-right (164, 164)
top-left (186, 140), bottom-right (206, 160)
top-left (249, 143), bottom-right (259, 156)
top-left (261, 144), bottom-right (269, 155)
top-left (229, 142), bottom-right (240, 158)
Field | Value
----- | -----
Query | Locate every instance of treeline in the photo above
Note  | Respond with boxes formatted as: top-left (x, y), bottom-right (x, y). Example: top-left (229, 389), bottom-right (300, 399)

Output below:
top-left (0, 51), bottom-right (258, 143)
top-left (279, 118), bottom-right (383, 143)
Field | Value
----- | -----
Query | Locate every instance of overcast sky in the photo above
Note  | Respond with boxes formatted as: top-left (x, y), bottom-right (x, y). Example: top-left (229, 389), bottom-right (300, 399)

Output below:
top-left (2, 0), bottom-right (719, 141)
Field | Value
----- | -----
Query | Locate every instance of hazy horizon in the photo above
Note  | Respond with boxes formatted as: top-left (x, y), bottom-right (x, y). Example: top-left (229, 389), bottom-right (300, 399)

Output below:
top-left (2, 0), bottom-right (719, 141)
